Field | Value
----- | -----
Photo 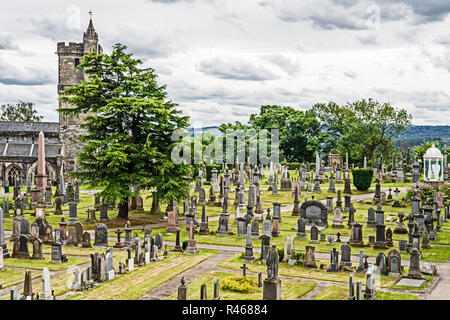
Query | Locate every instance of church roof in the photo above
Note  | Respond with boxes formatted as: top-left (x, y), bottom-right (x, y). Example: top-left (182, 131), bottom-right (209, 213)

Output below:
top-left (0, 142), bottom-right (61, 158)
top-left (0, 122), bottom-right (59, 134)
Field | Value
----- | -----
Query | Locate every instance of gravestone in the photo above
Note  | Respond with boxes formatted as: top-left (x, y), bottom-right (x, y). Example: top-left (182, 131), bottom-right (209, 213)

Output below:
top-left (67, 202), bottom-right (79, 225)
top-left (364, 271), bottom-right (377, 300)
top-left (305, 245), bottom-right (317, 268)
top-left (216, 214), bottom-right (230, 236)
top-left (243, 224), bottom-right (254, 262)
top-left (74, 222), bottom-right (84, 243)
top-left (332, 207), bottom-right (344, 228)
top-left (300, 200), bottom-right (328, 227)
top-left (31, 237), bottom-right (43, 260)
top-left (66, 227), bottom-right (78, 246)
top-left (81, 232), bottom-right (92, 248)
top-left (296, 217), bottom-right (307, 239)
top-left (387, 249), bottom-right (402, 277)
top-left (18, 235), bottom-right (30, 259)
top-left (251, 220), bottom-right (259, 239)
top-left (99, 204), bottom-right (109, 221)
top-left (71, 268), bottom-right (81, 291)
top-left (185, 221), bottom-right (199, 255)
top-left (178, 277), bottom-right (188, 300)
top-left (349, 223), bottom-right (364, 247)
top-left (394, 211), bottom-right (408, 234)
top-left (105, 248), bottom-right (115, 280)
top-left (348, 275), bottom-right (355, 300)
top-left (340, 244), bottom-right (352, 268)
top-left (310, 225), bottom-right (319, 243)
top-left (40, 267), bottom-right (52, 300)
top-left (283, 236), bottom-right (294, 263)
top-left (327, 235), bottom-right (334, 245)
top-left (94, 224), bottom-right (109, 247)
top-left (398, 240), bottom-right (407, 253)
top-left (374, 224), bottom-right (387, 249)
top-left (51, 241), bottom-right (66, 263)
top-left (327, 248), bottom-right (339, 272)
top-left (376, 252), bottom-right (387, 276)
top-left (407, 248), bottom-right (422, 279)
top-left (155, 233), bottom-right (163, 250)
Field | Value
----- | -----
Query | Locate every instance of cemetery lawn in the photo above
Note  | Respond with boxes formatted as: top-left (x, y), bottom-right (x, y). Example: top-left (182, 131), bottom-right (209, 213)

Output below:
top-left (312, 285), bottom-right (348, 300)
top-left (3, 254), bottom-right (90, 271)
top-left (167, 270), bottom-right (317, 300)
top-left (141, 221), bottom-right (450, 263)
top-left (217, 253), bottom-right (404, 289)
top-left (312, 285), bottom-right (418, 300)
top-left (375, 291), bottom-right (418, 300)
top-left (67, 250), bottom-right (217, 300)
top-left (0, 269), bottom-right (40, 289)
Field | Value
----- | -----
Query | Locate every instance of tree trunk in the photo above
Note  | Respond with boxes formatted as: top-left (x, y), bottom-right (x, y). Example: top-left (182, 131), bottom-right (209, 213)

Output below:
top-left (118, 199), bottom-right (129, 220)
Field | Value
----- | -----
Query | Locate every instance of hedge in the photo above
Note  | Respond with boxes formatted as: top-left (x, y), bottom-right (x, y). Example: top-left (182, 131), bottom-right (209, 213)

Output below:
top-left (352, 168), bottom-right (374, 191)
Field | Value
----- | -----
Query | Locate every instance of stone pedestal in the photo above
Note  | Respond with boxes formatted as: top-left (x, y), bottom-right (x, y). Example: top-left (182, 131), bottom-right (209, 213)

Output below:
top-left (185, 240), bottom-right (199, 255)
top-left (263, 279), bottom-right (281, 300)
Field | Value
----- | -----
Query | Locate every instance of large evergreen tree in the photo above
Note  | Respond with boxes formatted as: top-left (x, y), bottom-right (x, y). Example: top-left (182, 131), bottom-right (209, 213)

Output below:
top-left (59, 44), bottom-right (190, 219)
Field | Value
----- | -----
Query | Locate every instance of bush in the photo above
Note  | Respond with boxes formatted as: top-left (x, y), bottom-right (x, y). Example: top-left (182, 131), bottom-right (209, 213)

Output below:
top-left (221, 276), bottom-right (259, 293)
top-left (286, 162), bottom-right (301, 170)
top-left (296, 252), bottom-right (305, 263)
top-left (182, 240), bottom-right (188, 251)
top-left (277, 248), bottom-right (284, 261)
top-left (352, 168), bottom-right (374, 191)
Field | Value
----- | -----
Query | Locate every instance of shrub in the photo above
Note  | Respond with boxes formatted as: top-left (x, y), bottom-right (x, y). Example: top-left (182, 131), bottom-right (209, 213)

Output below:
top-left (221, 276), bottom-right (259, 293)
top-left (277, 248), bottom-right (284, 261)
top-left (352, 168), bottom-right (374, 191)
top-left (286, 162), bottom-right (301, 170)
top-left (296, 252), bottom-right (305, 263)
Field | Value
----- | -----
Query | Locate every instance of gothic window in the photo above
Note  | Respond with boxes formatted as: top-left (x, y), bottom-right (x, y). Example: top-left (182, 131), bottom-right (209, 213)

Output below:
top-left (74, 58), bottom-right (80, 67)
top-left (7, 166), bottom-right (20, 187)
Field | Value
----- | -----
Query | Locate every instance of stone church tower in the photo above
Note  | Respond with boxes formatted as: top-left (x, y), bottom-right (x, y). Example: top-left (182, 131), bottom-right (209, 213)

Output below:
top-left (57, 17), bottom-right (103, 172)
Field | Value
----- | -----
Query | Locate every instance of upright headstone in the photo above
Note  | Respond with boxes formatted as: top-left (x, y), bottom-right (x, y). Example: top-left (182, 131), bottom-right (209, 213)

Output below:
top-left (94, 224), bottom-right (108, 247)
top-left (41, 267), bottom-right (52, 300)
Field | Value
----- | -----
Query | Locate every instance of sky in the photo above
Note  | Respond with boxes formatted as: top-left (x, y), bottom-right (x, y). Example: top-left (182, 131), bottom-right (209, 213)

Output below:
top-left (0, 0), bottom-right (449, 127)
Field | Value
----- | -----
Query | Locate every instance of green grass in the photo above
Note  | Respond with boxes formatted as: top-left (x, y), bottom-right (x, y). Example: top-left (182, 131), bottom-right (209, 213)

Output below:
top-left (375, 291), bottom-right (418, 300)
top-left (312, 285), bottom-right (419, 300)
top-left (166, 270), bottom-right (317, 300)
top-left (3, 255), bottom-right (90, 271)
top-left (67, 250), bottom-right (217, 300)
top-left (313, 285), bottom-right (348, 300)
top-left (0, 269), bottom-right (40, 288)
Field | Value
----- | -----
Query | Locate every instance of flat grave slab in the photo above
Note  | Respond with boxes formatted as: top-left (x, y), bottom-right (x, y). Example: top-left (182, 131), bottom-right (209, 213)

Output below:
top-left (395, 278), bottom-right (426, 287)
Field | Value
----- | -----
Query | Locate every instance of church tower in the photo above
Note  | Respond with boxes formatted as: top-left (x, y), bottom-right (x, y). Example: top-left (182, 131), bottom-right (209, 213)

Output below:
top-left (57, 15), bottom-right (103, 172)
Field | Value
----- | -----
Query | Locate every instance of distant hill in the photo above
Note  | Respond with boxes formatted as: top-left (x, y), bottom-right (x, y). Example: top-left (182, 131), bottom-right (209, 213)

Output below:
top-left (395, 125), bottom-right (450, 148)
top-left (186, 125), bottom-right (450, 148)
top-left (187, 126), bottom-right (221, 137)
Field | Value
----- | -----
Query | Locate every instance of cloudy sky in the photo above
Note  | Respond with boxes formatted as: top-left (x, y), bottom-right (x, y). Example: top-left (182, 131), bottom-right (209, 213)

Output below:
top-left (0, 0), bottom-right (449, 127)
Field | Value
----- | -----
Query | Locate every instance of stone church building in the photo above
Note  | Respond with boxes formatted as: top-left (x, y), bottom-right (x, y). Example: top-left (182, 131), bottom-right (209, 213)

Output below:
top-left (0, 18), bottom-right (102, 187)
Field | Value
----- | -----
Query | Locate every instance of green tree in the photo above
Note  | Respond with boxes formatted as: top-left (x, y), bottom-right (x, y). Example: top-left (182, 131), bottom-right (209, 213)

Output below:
top-left (312, 99), bottom-right (412, 166)
top-left (0, 101), bottom-right (43, 122)
top-left (220, 105), bottom-right (323, 163)
top-left (413, 141), bottom-right (449, 163)
top-left (59, 43), bottom-right (190, 219)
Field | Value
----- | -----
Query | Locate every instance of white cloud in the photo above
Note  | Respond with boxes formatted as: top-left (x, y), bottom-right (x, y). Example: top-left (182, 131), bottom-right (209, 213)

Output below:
top-left (0, 0), bottom-right (447, 126)
top-left (197, 57), bottom-right (278, 81)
